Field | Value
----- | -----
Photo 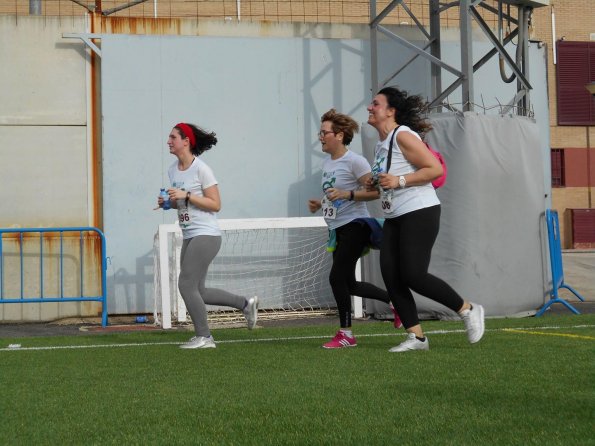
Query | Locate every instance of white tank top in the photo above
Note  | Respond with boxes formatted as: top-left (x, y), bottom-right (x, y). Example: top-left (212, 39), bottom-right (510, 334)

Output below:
top-left (372, 125), bottom-right (440, 218)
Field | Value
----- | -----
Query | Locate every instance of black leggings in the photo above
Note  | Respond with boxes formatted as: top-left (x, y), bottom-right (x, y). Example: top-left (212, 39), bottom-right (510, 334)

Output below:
top-left (379, 205), bottom-right (464, 329)
top-left (330, 221), bottom-right (390, 328)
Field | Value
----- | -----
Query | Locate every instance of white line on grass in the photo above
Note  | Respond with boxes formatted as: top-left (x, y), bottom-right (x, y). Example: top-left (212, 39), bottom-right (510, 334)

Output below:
top-left (1, 324), bottom-right (593, 352)
top-left (503, 328), bottom-right (595, 340)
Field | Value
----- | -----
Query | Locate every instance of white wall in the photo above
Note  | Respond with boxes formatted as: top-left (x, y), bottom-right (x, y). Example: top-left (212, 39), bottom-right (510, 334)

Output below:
top-left (100, 31), bottom-right (550, 314)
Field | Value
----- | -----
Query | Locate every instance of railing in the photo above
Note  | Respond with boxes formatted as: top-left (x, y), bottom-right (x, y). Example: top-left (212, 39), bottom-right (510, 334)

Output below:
top-left (0, 227), bottom-right (108, 327)
top-left (536, 210), bottom-right (585, 316)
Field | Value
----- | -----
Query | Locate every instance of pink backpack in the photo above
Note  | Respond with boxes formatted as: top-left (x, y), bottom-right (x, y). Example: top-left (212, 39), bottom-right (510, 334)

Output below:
top-left (388, 128), bottom-right (448, 189)
top-left (425, 142), bottom-right (447, 189)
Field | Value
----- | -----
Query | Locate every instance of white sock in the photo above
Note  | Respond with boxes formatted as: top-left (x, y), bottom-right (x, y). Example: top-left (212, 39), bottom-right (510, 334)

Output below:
top-left (340, 329), bottom-right (353, 338)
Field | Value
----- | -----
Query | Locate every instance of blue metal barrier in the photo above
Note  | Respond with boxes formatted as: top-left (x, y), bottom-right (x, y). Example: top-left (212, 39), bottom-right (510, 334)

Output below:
top-left (536, 210), bottom-right (586, 316)
top-left (0, 227), bottom-right (108, 327)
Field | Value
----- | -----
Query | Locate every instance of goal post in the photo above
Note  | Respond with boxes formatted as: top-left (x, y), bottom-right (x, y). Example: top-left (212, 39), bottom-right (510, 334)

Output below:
top-left (153, 217), bottom-right (364, 329)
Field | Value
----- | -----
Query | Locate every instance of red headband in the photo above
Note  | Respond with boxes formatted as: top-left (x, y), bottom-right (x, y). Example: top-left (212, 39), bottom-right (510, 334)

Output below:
top-left (175, 123), bottom-right (196, 149)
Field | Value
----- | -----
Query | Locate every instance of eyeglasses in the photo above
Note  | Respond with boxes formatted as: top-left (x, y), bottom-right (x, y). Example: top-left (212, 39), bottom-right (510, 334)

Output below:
top-left (318, 130), bottom-right (335, 138)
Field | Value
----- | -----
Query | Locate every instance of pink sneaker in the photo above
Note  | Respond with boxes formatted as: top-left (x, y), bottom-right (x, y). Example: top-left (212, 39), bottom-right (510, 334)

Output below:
top-left (322, 331), bottom-right (357, 349)
top-left (390, 303), bottom-right (403, 329)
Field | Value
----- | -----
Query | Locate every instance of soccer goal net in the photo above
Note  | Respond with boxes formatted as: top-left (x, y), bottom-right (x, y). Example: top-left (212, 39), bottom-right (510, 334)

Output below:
top-left (153, 217), bottom-right (364, 329)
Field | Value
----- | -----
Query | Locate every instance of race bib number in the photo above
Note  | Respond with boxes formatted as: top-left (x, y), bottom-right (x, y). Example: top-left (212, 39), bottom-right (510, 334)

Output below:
top-left (381, 190), bottom-right (393, 214)
top-left (177, 204), bottom-right (191, 228)
top-left (321, 197), bottom-right (337, 220)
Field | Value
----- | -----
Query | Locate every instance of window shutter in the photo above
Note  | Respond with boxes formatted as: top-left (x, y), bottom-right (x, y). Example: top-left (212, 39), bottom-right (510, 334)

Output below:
top-left (556, 41), bottom-right (595, 126)
top-left (551, 149), bottom-right (564, 187)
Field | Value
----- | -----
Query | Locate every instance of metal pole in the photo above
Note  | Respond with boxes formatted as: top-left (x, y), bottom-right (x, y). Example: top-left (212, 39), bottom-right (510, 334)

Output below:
top-left (460, 0), bottom-right (474, 111)
top-left (429, 0), bottom-right (441, 107)
top-left (370, 0), bottom-right (379, 95)
top-left (517, 6), bottom-right (531, 115)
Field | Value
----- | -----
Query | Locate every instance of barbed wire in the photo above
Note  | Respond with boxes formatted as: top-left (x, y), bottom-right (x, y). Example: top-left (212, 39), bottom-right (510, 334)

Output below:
top-left (427, 100), bottom-right (534, 119)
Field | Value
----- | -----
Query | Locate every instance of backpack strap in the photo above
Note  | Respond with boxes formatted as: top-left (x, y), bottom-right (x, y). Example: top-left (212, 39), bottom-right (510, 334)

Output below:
top-left (385, 126), bottom-right (400, 173)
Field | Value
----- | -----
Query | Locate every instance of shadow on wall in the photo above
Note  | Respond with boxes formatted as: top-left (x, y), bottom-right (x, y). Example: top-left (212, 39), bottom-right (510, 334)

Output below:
top-left (106, 249), bottom-right (154, 314)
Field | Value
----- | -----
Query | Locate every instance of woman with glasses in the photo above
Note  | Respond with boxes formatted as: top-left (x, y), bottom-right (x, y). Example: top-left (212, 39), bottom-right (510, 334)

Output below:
top-left (366, 87), bottom-right (484, 352)
top-left (157, 122), bottom-right (258, 349)
top-left (307, 109), bottom-right (402, 349)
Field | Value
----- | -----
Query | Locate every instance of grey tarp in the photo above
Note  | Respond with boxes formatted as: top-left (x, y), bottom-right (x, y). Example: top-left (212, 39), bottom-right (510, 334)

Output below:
top-left (361, 112), bottom-right (549, 319)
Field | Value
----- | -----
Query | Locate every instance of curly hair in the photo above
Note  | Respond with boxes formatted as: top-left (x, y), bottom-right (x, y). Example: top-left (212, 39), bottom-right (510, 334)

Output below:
top-left (378, 87), bottom-right (432, 137)
top-left (320, 108), bottom-right (359, 146)
top-left (175, 123), bottom-right (218, 156)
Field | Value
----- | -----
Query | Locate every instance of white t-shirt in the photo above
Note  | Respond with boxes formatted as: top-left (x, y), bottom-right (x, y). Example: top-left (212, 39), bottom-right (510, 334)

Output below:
top-left (168, 157), bottom-right (221, 239)
top-left (372, 125), bottom-right (439, 218)
top-left (321, 150), bottom-right (371, 230)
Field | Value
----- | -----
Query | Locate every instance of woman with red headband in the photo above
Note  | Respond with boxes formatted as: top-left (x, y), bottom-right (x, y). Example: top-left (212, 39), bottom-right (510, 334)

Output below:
top-left (157, 122), bottom-right (258, 349)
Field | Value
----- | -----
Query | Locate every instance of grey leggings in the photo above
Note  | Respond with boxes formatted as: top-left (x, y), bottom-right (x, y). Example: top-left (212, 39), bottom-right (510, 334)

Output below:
top-left (179, 235), bottom-right (245, 337)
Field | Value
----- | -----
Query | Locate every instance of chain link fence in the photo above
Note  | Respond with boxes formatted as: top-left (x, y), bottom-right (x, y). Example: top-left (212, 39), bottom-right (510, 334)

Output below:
top-left (0, 0), bottom-right (504, 26)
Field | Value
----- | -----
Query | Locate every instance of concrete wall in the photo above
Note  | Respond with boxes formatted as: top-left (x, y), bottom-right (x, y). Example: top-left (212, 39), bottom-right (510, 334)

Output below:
top-left (0, 17), bottom-right (92, 228)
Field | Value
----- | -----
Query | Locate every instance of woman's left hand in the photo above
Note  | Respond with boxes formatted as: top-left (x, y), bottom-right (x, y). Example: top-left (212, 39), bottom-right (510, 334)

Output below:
top-left (377, 173), bottom-right (397, 190)
top-left (168, 188), bottom-right (186, 201)
top-left (325, 188), bottom-right (349, 202)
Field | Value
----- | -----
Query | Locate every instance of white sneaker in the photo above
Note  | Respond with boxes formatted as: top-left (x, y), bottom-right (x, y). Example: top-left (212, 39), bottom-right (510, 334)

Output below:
top-left (179, 336), bottom-right (216, 349)
top-left (460, 303), bottom-right (485, 344)
top-left (389, 333), bottom-right (429, 352)
top-left (243, 296), bottom-right (259, 330)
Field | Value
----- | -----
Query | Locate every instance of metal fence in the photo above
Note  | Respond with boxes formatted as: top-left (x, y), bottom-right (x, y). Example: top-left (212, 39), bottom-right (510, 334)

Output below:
top-left (0, 0), bottom-right (501, 27)
top-left (0, 227), bottom-right (108, 326)
top-left (536, 210), bottom-right (586, 316)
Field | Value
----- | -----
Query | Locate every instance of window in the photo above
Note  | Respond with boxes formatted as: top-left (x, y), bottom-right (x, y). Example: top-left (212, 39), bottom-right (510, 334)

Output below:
top-left (551, 149), bottom-right (565, 187)
top-left (556, 41), bottom-right (595, 125)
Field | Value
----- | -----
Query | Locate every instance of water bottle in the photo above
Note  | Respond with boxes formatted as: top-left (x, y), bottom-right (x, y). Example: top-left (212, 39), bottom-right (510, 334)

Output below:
top-left (325, 191), bottom-right (343, 208)
top-left (160, 188), bottom-right (171, 210)
top-left (372, 167), bottom-right (384, 188)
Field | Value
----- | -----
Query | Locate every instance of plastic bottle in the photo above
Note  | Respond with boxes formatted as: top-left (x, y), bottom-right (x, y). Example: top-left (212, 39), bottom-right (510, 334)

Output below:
top-left (325, 191), bottom-right (343, 208)
top-left (372, 167), bottom-right (384, 187)
top-left (160, 188), bottom-right (171, 210)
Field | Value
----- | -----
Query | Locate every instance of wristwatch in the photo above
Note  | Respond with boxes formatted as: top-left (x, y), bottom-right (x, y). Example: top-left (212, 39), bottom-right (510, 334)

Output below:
top-left (398, 176), bottom-right (406, 188)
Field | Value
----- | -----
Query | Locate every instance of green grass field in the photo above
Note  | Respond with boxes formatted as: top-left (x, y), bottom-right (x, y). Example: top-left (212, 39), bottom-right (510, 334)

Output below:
top-left (1, 314), bottom-right (594, 445)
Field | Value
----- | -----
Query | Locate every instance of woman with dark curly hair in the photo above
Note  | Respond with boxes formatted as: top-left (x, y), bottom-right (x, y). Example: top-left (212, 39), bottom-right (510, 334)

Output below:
top-left (366, 87), bottom-right (484, 352)
top-left (157, 122), bottom-right (258, 349)
top-left (308, 109), bottom-right (402, 349)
